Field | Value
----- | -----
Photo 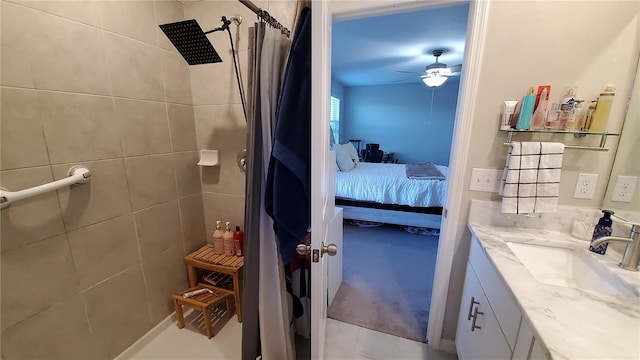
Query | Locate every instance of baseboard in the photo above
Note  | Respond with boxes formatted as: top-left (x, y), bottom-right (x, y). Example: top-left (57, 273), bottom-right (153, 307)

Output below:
top-left (439, 339), bottom-right (457, 354)
top-left (114, 310), bottom-right (186, 359)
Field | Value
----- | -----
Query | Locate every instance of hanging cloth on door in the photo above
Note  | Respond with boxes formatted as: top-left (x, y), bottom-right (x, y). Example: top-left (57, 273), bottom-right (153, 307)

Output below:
top-left (265, 7), bottom-right (311, 264)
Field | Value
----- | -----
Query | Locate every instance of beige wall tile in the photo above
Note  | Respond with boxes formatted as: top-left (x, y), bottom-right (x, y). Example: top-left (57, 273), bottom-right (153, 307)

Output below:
top-left (1, 2), bottom-right (35, 87)
top-left (141, 244), bottom-right (188, 324)
top-left (82, 266), bottom-right (152, 359)
top-left (115, 99), bottom-right (172, 157)
top-left (1, 295), bottom-right (98, 360)
top-left (134, 200), bottom-right (184, 260)
top-left (167, 104), bottom-right (198, 151)
top-left (173, 151), bottom-right (202, 197)
top-left (53, 159), bottom-right (132, 230)
top-left (155, 0), bottom-right (184, 53)
top-left (0, 167), bottom-right (66, 252)
top-left (101, 0), bottom-right (158, 45)
top-left (179, 194), bottom-right (207, 254)
top-left (107, 33), bottom-right (165, 102)
top-left (68, 215), bottom-right (141, 290)
top-left (163, 50), bottom-right (193, 105)
top-left (13, 0), bottom-right (103, 27)
top-left (203, 192), bottom-right (245, 234)
top-left (189, 50), bottom-right (249, 105)
top-left (195, 105), bottom-right (246, 196)
top-left (124, 154), bottom-right (178, 210)
top-left (27, 7), bottom-right (111, 95)
top-left (1, 234), bottom-right (80, 330)
top-left (1, 88), bottom-right (49, 170)
top-left (38, 91), bottom-right (121, 164)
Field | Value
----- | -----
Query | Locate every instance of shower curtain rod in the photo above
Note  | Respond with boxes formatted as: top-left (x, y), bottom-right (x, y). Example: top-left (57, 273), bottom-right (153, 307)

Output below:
top-left (238, 0), bottom-right (291, 37)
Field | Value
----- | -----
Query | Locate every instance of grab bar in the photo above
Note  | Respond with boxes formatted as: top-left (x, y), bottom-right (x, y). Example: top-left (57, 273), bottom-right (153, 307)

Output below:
top-left (0, 166), bottom-right (91, 209)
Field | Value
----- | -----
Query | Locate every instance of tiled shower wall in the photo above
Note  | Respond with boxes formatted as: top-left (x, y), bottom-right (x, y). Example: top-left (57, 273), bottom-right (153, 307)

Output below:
top-left (0, 1), bottom-right (207, 358)
top-left (184, 0), bottom-right (297, 235)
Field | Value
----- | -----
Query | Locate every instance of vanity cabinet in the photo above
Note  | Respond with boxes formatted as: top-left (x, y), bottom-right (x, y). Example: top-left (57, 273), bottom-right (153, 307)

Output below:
top-left (456, 235), bottom-right (548, 360)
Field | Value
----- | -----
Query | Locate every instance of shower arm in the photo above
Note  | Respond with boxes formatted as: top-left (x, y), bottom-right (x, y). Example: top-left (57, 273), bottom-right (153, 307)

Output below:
top-left (204, 17), bottom-right (232, 35)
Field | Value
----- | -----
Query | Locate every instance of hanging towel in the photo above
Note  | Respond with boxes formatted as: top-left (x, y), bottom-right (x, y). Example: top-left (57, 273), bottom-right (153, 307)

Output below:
top-left (500, 141), bottom-right (564, 214)
top-left (265, 7), bottom-right (311, 265)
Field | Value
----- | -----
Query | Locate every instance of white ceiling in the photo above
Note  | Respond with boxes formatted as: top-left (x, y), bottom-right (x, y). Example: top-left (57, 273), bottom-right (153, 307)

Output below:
top-left (331, 3), bottom-right (470, 87)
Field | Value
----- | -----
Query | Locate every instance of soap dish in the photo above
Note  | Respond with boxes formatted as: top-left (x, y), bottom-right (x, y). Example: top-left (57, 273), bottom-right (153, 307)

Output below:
top-left (197, 150), bottom-right (219, 166)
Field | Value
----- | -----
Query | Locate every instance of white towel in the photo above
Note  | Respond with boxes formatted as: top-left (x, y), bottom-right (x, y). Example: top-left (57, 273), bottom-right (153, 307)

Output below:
top-left (500, 142), bottom-right (564, 214)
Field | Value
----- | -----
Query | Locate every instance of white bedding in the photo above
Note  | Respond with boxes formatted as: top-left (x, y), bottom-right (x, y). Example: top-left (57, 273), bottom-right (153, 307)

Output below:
top-left (335, 162), bottom-right (448, 208)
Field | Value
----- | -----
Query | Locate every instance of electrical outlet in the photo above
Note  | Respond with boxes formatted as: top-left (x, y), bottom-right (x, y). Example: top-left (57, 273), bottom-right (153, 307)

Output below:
top-left (469, 168), bottom-right (503, 192)
top-left (573, 173), bottom-right (598, 199)
top-left (611, 175), bottom-right (638, 202)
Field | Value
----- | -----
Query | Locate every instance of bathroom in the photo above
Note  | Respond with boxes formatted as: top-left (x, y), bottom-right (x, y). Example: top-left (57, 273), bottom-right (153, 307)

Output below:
top-left (1, 1), bottom-right (639, 360)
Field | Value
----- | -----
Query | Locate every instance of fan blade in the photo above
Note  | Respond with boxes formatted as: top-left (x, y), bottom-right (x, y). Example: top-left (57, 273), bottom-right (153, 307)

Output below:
top-left (392, 78), bottom-right (412, 83)
top-left (448, 64), bottom-right (462, 73)
top-left (396, 70), bottom-right (423, 75)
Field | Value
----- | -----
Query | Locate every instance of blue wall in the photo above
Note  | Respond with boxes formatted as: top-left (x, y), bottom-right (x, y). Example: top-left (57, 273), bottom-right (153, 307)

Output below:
top-left (343, 80), bottom-right (459, 165)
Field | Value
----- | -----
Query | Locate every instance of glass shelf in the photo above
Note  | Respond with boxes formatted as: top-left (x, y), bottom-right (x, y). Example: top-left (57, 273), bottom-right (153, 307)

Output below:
top-left (500, 129), bottom-right (621, 151)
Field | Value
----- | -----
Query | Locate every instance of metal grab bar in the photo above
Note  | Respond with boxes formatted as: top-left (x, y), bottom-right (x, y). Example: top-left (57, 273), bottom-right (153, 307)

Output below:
top-left (0, 166), bottom-right (91, 209)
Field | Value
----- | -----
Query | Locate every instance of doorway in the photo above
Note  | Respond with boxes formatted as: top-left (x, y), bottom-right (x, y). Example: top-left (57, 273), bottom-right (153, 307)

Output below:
top-left (327, 0), bottom-right (470, 349)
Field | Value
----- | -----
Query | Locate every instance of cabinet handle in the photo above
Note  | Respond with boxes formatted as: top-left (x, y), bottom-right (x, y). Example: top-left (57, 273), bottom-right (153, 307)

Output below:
top-left (467, 296), bottom-right (480, 320)
top-left (470, 306), bottom-right (484, 332)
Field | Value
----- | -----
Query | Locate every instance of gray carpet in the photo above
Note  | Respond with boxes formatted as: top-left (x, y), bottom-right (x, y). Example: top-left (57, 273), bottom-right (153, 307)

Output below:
top-left (328, 223), bottom-right (439, 343)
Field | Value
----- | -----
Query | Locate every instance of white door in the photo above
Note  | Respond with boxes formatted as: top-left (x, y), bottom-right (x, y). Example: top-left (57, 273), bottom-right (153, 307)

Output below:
top-left (310, 0), bottom-right (337, 359)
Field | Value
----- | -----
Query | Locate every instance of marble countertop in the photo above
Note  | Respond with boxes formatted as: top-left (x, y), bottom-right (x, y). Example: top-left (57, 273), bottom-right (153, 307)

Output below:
top-left (468, 224), bottom-right (640, 360)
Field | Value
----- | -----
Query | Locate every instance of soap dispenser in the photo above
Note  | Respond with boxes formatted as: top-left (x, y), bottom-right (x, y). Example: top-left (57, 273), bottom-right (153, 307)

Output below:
top-left (589, 210), bottom-right (614, 255)
top-left (213, 220), bottom-right (224, 255)
top-left (223, 221), bottom-right (235, 256)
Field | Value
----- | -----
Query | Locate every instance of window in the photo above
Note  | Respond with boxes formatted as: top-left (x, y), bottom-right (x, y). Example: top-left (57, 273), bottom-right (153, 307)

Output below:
top-left (330, 96), bottom-right (340, 144)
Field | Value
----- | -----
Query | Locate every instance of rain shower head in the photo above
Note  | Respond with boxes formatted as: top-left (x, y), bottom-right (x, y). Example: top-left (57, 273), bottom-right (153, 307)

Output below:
top-left (159, 19), bottom-right (222, 65)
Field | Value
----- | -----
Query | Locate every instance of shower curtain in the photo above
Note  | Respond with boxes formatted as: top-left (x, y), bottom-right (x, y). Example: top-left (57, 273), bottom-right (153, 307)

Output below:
top-left (242, 23), bottom-right (294, 360)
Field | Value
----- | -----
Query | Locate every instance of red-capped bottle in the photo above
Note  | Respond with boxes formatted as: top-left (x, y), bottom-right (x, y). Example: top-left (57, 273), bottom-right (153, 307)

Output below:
top-left (233, 226), bottom-right (244, 256)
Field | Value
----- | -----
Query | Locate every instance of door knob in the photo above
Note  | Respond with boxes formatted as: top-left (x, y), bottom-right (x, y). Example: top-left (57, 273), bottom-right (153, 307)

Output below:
top-left (296, 243), bottom-right (310, 255)
top-left (296, 243), bottom-right (338, 257)
top-left (322, 243), bottom-right (338, 256)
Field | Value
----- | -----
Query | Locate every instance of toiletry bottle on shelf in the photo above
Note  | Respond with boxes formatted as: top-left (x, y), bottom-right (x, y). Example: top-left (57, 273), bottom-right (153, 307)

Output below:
top-left (565, 100), bottom-right (585, 131)
top-left (530, 88), bottom-right (549, 130)
top-left (589, 210), bottom-right (614, 255)
top-left (516, 87), bottom-right (536, 130)
top-left (223, 221), bottom-right (234, 256)
top-left (545, 103), bottom-right (561, 130)
top-left (213, 220), bottom-right (224, 255)
top-left (584, 101), bottom-right (598, 130)
top-left (560, 87), bottom-right (577, 111)
top-left (588, 84), bottom-right (615, 133)
top-left (233, 226), bottom-right (244, 256)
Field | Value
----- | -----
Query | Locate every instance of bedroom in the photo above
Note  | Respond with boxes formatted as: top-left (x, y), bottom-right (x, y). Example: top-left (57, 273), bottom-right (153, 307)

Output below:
top-left (328, 3), bottom-right (470, 344)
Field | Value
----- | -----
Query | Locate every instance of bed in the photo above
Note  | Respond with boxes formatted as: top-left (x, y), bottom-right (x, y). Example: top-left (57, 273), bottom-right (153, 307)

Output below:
top-left (335, 162), bottom-right (448, 228)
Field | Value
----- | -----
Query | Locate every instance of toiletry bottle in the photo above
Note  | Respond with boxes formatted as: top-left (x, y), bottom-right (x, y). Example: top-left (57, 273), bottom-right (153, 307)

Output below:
top-left (223, 221), bottom-right (234, 256)
top-left (566, 100), bottom-right (585, 131)
top-left (530, 88), bottom-right (548, 130)
top-left (545, 103), bottom-right (561, 130)
top-left (233, 226), bottom-right (244, 256)
top-left (584, 101), bottom-right (598, 130)
top-left (588, 84), bottom-right (615, 133)
top-left (213, 220), bottom-right (224, 255)
top-left (516, 87), bottom-right (536, 130)
top-left (589, 210), bottom-right (614, 255)
top-left (560, 87), bottom-right (577, 111)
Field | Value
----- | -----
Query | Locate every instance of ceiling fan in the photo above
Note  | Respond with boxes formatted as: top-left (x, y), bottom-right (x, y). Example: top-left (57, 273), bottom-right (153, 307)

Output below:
top-left (396, 49), bottom-right (462, 87)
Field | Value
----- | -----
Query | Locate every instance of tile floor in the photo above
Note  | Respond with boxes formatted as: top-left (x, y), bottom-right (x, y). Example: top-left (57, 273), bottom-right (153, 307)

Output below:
top-left (118, 311), bottom-right (457, 360)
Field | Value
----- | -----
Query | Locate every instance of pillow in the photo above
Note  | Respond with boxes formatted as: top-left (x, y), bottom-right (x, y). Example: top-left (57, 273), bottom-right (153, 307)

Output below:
top-left (334, 144), bottom-right (355, 172)
top-left (341, 142), bottom-right (360, 166)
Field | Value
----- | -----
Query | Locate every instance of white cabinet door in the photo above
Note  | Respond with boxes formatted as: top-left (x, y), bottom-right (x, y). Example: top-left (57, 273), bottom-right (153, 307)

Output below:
top-left (456, 263), bottom-right (512, 360)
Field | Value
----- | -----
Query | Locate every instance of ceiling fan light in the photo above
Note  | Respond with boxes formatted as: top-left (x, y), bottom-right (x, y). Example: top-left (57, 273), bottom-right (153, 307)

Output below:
top-left (422, 74), bottom-right (447, 87)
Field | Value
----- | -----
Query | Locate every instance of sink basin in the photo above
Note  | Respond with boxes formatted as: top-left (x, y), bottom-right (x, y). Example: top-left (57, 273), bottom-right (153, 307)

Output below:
top-left (506, 242), bottom-right (638, 296)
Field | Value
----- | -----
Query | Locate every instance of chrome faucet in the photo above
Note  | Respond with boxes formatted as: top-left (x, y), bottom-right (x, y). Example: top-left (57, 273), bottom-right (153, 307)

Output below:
top-left (590, 223), bottom-right (640, 271)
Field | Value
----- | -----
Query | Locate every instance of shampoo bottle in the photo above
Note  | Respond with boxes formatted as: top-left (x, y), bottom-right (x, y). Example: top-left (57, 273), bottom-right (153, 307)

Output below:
top-left (233, 226), bottom-right (244, 256)
top-left (213, 220), bottom-right (224, 255)
top-left (589, 210), bottom-right (614, 255)
top-left (223, 221), bottom-right (234, 256)
top-left (516, 87), bottom-right (536, 130)
top-left (588, 85), bottom-right (615, 133)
